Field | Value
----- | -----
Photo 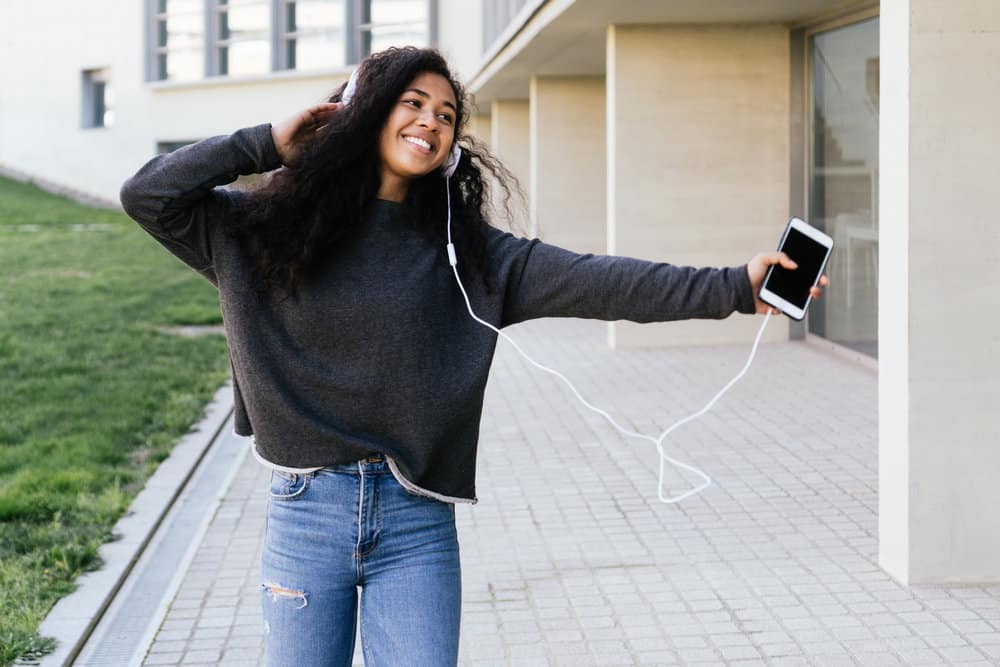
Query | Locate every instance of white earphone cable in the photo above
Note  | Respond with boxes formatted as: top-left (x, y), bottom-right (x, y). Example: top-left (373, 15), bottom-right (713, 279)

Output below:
top-left (445, 179), bottom-right (771, 503)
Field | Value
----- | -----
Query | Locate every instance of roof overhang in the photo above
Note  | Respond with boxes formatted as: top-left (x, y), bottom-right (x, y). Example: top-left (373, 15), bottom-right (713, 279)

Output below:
top-left (469, 0), bottom-right (876, 109)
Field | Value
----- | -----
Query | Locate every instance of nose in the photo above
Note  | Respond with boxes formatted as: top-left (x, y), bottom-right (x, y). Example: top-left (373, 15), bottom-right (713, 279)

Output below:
top-left (417, 108), bottom-right (439, 132)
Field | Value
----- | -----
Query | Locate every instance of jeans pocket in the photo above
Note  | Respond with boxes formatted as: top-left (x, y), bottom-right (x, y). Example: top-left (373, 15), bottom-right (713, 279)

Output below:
top-left (269, 470), bottom-right (312, 501)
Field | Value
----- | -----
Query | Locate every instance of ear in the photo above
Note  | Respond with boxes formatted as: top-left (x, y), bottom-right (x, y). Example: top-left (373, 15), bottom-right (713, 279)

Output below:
top-left (442, 143), bottom-right (462, 179)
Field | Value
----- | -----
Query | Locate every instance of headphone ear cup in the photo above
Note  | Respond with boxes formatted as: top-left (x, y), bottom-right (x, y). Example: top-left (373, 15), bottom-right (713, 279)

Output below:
top-left (442, 143), bottom-right (462, 179)
top-left (341, 69), bottom-right (359, 105)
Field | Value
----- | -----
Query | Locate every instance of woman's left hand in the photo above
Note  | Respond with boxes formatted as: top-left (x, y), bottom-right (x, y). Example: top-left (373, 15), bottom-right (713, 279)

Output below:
top-left (746, 252), bottom-right (830, 315)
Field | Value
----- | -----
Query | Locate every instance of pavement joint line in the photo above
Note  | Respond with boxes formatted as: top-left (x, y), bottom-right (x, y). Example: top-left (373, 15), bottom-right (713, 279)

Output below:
top-left (34, 383), bottom-right (236, 667)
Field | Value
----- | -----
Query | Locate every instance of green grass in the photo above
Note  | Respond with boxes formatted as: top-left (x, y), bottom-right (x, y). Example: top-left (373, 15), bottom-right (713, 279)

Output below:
top-left (0, 176), bottom-right (231, 666)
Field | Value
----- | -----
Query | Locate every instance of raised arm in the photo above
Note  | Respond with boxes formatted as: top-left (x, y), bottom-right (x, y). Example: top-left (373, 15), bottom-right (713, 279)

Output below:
top-left (119, 123), bottom-right (282, 283)
top-left (491, 230), bottom-right (756, 327)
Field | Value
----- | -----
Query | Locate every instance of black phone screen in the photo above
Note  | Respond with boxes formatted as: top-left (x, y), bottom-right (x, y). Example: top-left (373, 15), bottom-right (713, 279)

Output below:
top-left (764, 227), bottom-right (829, 309)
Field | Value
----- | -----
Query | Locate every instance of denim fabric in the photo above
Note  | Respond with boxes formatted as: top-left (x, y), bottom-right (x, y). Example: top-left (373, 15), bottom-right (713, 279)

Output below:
top-left (260, 457), bottom-right (461, 666)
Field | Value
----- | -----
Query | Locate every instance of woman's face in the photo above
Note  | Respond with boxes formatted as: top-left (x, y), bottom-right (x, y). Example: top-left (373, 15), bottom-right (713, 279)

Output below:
top-left (377, 71), bottom-right (458, 193)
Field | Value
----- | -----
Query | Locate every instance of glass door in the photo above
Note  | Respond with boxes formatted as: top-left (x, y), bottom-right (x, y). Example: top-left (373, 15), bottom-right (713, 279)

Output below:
top-left (807, 17), bottom-right (879, 358)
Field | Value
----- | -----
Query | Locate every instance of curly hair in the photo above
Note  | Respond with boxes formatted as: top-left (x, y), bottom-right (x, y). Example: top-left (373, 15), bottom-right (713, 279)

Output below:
top-left (228, 47), bottom-right (521, 299)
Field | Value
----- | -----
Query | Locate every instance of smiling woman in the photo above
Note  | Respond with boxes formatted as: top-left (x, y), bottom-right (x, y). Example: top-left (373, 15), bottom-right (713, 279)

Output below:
top-left (119, 45), bottom-right (820, 667)
top-left (376, 71), bottom-right (458, 201)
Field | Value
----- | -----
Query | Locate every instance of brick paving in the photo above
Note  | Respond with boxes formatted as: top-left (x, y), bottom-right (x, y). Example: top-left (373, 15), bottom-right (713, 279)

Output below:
top-left (140, 318), bottom-right (1000, 666)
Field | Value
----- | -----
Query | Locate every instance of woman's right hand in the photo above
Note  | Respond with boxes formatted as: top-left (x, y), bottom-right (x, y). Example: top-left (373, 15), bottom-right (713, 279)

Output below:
top-left (271, 102), bottom-right (343, 167)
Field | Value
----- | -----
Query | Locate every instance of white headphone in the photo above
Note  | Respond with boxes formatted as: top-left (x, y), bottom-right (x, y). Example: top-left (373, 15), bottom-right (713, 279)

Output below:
top-left (341, 69), bottom-right (461, 179)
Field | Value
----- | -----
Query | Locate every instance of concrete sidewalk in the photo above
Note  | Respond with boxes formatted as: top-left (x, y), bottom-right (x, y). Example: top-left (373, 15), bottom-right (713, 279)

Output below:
top-left (137, 318), bottom-right (998, 666)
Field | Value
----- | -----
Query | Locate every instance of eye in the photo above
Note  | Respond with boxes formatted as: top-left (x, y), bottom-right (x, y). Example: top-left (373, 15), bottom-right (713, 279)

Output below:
top-left (402, 98), bottom-right (421, 108)
top-left (437, 113), bottom-right (454, 125)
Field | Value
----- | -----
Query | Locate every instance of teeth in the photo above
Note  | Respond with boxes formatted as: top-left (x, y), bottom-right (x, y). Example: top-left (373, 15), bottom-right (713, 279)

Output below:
top-left (404, 136), bottom-right (431, 150)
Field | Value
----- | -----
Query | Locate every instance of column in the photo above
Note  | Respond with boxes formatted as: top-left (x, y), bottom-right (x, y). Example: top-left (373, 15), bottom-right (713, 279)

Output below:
top-left (606, 24), bottom-right (790, 347)
top-left (879, 0), bottom-right (1000, 583)
top-left (530, 75), bottom-right (606, 254)
top-left (490, 99), bottom-right (530, 233)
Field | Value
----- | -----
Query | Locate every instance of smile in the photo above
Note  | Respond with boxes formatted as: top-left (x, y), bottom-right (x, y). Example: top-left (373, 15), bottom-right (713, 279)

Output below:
top-left (403, 135), bottom-right (433, 153)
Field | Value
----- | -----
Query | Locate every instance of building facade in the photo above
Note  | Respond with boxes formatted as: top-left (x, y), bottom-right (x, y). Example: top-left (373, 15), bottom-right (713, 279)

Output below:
top-left (2, 0), bottom-right (998, 585)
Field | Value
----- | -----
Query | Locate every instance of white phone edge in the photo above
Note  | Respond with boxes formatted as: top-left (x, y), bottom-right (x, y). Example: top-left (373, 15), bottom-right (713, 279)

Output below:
top-left (758, 217), bottom-right (833, 321)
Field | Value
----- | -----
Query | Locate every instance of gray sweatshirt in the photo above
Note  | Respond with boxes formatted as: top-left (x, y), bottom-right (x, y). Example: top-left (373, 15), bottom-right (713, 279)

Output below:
top-left (120, 123), bottom-right (756, 503)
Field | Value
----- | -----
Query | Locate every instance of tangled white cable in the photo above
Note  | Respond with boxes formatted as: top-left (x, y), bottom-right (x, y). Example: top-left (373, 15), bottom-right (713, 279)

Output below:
top-left (444, 178), bottom-right (772, 504)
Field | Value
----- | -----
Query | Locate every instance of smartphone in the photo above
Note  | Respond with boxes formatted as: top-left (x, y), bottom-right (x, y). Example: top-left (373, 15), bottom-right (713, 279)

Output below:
top-left (758, 217), bottom-right (833, 321)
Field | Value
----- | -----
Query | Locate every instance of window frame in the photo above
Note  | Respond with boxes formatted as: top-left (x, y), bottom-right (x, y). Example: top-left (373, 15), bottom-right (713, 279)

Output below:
top-left (146, 0), bottom-right (209, 82)
top-left (146, 0), bottom-right (436, 82)
top-left (353, 0), bottom-right (437, 64)
top-left (274, 0), bottom-right (351, 71)
top-left (81, 68), bottom-right (112, 129)
top-left (208, 0), bottom-right (273, 76)
top-left (798, 5), bottom-right (881, 367)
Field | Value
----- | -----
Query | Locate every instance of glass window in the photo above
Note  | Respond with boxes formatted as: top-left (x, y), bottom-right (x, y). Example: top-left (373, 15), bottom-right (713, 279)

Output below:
top-left (808, 17), bottom-right (879, 358)
top-left (215, 0), bottom-right (271, 76)
top-left (81, 69), bottom-right (114, 128)
top-left (154, 0), bottom-right (204, 81)
top-left (281, 0), bottom-right (347, 70)
top-left (360, 0), bottom-right (429, 57)
top-left (148, 0), bottom-right (431, 80)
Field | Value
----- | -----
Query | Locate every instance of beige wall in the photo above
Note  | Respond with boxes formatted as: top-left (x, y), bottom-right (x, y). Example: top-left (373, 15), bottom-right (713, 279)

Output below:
top-left (466, 113), bottom-right (492, 146)
top-left (606, 24), bottom-right (790, 348)
top-left (436, 0), bottom-right (484, 83)
top-left (490, 99), bottom-right (531, 233)
top-left (530, 76), bottom-right (606, 254)
top-left (880, 0), bottom-right (1000, 583)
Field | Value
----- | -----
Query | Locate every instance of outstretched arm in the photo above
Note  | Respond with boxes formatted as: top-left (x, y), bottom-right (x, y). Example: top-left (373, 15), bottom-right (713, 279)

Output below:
top-left (491, 232), bottom-right (828, 326)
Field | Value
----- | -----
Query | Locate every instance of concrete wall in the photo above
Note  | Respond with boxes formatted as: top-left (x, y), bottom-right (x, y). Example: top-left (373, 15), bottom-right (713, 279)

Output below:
top-left (490, 99), bottom-right (531, 233)
top-left (436, 0), bottom-right (484, 83)
top-left (880, 0), bottom-right (1000, 584)
top-left (466, 113), bottom-right (492, 146)
top-left (606, 24), bottom-right (790, 348)
top-left (529, 76), bottom-right (606, 254)
top-left (1, 1), bottom-right (145, 203)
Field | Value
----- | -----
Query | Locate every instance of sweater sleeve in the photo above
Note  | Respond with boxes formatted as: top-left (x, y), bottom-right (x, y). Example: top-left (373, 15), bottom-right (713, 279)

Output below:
top-left (489, 229), bottom-right (756, 327)
top-left (119, 123), bottom-right (282, 283)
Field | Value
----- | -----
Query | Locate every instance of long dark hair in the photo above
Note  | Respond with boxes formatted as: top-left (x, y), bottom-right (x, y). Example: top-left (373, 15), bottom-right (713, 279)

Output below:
top-left (229, 47), bottom-right (520, 298)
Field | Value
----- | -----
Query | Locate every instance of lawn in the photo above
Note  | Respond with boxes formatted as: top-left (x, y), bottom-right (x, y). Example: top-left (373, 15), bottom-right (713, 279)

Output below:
top-left (0, 176), bottom-right (231, 665)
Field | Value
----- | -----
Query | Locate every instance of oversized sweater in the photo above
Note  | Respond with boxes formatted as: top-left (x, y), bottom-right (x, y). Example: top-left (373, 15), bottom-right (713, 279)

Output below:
top-left (120, 123), bottom-right (756, 503)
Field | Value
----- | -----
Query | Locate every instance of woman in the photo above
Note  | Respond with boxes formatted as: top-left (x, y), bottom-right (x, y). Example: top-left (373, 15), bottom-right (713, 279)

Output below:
top-left (121, 46), bottom-right (824, 666)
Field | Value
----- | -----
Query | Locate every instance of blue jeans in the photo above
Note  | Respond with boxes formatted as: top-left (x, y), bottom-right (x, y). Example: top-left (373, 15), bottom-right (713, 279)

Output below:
top-left (260, 456), bottom-right (462, 666)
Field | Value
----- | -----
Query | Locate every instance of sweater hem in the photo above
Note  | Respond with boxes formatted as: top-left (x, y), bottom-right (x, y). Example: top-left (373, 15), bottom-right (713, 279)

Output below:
top-left (385, 456), bottom-right (478, 505)
top-left (249, 436), bottom-right (324, 474)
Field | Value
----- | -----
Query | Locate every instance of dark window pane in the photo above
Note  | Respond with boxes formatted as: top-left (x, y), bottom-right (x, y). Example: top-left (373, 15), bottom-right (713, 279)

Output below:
top-left (93, 82), bottom-right (105, 127)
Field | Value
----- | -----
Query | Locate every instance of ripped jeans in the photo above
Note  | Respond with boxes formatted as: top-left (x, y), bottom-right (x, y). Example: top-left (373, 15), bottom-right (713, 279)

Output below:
top-left (260, 456), bottom-right (461, 666)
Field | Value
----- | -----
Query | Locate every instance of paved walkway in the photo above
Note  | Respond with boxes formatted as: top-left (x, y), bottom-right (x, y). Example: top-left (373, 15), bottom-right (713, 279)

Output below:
top-left (138, 318), bottom-right (999, 666)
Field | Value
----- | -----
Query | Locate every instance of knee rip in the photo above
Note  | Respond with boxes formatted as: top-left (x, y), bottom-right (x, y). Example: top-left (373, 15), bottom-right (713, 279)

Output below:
top-left (261, 582), bottom-right (309, 609)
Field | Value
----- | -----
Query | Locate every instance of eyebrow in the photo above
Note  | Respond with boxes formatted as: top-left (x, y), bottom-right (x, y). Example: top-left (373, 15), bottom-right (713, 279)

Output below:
top-left (404, 88), bottom-right (457, 113)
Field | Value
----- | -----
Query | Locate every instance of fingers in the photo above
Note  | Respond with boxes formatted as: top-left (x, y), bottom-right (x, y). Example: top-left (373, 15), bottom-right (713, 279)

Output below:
top-left (809, 275), bottom-right (830, 299)
top-left (774, 252), bottom-right (798, 270)
top-left (308, 102), bottom-right (342, 118)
